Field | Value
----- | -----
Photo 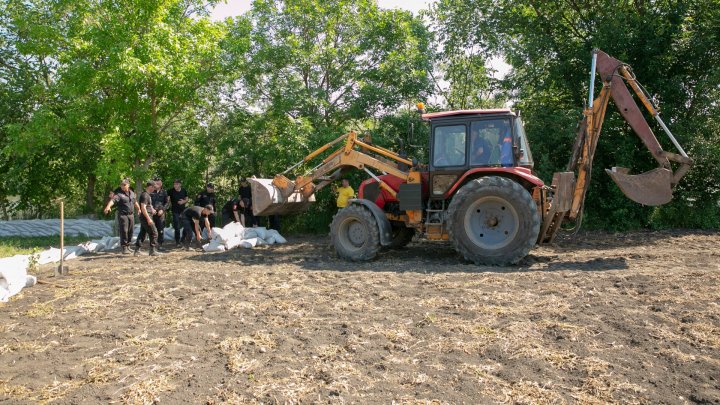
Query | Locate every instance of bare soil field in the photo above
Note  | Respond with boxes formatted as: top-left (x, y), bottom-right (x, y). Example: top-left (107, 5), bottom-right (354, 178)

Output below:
top-left (1, 230), bottom-right (719, 404)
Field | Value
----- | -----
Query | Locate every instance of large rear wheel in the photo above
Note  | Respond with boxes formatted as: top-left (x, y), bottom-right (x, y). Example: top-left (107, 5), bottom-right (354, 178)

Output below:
top-left (330, 205), bottom-right (381, 261)
top-left (447, 176), bottom-right (540, 265)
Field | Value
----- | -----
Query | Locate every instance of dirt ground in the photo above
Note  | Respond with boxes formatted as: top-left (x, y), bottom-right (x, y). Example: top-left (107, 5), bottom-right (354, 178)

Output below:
top-left (1, 229), bottom-right (719, 404)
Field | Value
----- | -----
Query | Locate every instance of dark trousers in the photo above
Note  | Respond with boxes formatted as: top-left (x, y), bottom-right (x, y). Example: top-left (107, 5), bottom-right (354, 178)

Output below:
top-left (118, 214), bottom-right (134, 248)
top-left (172, 210), bottom-right (183, 243)
top-left (137, 213), bottom-right (165, 245)
top-left (182, 217), bottom-right (196, 244)
top-left (221, 212), bottom-right (237, 227)
top-left (269, 214), bottom-right (281, 232)
top-left (137, 216), bottom-right (158, 248)
top-left (242, 204), bottom-right (257, 227)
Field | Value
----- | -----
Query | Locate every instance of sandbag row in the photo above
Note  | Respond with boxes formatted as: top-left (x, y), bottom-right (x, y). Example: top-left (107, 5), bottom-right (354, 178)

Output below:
top-left (202, 222), bottom-right (287, 252)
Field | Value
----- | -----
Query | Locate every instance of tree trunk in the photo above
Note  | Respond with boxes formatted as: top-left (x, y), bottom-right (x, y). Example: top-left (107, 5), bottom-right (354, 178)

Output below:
top-left (86, 173), bottom-right (96, 214)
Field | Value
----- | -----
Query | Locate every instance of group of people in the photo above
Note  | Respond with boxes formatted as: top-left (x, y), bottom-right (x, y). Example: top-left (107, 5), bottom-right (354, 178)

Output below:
top-left (103, 177), bottom-right (260, 254)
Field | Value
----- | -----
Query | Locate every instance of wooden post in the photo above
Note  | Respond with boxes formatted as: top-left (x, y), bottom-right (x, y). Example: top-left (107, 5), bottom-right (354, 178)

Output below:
top-left (56, 199), bottom-right (68, 276)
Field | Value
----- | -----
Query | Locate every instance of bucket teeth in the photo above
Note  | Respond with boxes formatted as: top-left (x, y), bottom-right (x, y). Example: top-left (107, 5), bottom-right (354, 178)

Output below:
top-left (606, 167), bottom-right (673, 206)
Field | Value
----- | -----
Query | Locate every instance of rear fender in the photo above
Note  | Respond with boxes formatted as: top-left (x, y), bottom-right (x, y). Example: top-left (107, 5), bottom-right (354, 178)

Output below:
top-left (348, 199), bottom-right (393, 246)
top-left (444, 168), bottom-right (544, 199)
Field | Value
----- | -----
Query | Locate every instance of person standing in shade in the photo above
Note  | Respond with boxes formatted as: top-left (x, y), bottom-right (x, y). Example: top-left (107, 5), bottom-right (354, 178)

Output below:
top-left (195, 183), bottom-right (217, 232)
top-left (221, 193), bottom-right (241, 227)
top-left (336, 178), bottom-right (355, 209)
top-left (238, 178), bottom-right (256, 227)
top-left (135, 177), bottom-right (170, 250)
top-left (152, 177), bottom-right (169, 248)
top-left (103, 179), bottom-right (139, 254)
top-left (168, 179), bottom-right (188, 246)
top-left (182, 205), bottom-right (214, 250)
top-left (134, 181), bottom-right (161, 256)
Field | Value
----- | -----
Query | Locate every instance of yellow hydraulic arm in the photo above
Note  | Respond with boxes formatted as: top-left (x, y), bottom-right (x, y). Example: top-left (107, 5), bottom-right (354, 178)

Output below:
top-left (539, 49), bottom-right (692, 243)
top-left (251, 131), bottom-right (415, 216)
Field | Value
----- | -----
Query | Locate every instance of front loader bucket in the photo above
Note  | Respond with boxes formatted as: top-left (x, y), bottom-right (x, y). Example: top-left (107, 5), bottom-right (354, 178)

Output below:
top-left (249, 178), bottom-right (315, 216)
top-left (606, 167), bottom-right (673, 206)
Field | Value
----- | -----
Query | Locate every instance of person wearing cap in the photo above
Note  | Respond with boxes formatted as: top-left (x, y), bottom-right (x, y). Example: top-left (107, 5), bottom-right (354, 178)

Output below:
top-left (181, 204), bottom-right (214, 250)
top-left (103, 179), bottom-right (139, 254)
top-left (168, 179), bottom-right (188, 246)
top-left (195, 183), bottom-right (217, 232)
top-left (133, 181), bottom-right (161, 256)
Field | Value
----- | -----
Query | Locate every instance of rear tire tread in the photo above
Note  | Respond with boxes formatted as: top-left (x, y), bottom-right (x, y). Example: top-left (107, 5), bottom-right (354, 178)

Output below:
top-left (447, 176), bottom-right (540, 266)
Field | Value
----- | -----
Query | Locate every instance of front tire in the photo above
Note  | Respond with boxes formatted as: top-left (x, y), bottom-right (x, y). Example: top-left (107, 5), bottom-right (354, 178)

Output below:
top-left (330, 205), bottom-right (381, 261)
top-left (447, 176), bottom-right (540, 265)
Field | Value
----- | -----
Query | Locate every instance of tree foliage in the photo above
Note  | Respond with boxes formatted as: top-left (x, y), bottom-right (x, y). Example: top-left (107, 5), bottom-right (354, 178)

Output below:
top-left (0, 0), bottom-right (717, 232)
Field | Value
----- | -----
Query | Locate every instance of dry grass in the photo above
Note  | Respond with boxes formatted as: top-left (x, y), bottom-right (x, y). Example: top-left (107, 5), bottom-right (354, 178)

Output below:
top-left (2, 231), bottom-right (719, 403)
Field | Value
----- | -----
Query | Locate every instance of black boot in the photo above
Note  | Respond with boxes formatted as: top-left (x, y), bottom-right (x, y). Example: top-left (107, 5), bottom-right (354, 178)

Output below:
top-left (133, 244), bottom-right (142, 256)
top-left (121, 246), bottom-right (131, 255)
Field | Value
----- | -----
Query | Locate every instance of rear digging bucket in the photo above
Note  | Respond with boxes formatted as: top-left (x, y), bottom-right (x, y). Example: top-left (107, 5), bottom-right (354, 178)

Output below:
top-left (249, 178), bottom-right (315, 216)
top-left (606, 167), bottom-right (673, 206)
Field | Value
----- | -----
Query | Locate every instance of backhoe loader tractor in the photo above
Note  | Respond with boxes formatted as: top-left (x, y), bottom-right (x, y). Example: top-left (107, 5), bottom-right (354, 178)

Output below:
top-left (248, 49), bottom-right (692, 265)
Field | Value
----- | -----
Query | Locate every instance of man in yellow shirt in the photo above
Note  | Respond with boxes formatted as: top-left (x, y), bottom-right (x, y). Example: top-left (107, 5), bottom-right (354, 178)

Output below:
top-left (336, 179), bottom-right (355, 208)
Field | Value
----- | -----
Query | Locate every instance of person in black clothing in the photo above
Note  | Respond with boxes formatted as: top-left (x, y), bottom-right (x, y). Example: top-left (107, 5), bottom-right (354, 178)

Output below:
top-left (168, 179), bottom-right (188, 246)
top-left (134, 181), bottom-right (161, 256)
top-left (152, 177), bottom-right (169, 246)
top-left (182, 204), bottom-right (214, 250)
top-left (136, 177), bottom-right (170, 250)
top-left (221, 194), bottom-right (241, 227)
top-left (238, 178), bottom-right (256, 227)
top-left (195, 183), bottom-right (217, 231)
top-left (103, 179), bottom-right (139, 254)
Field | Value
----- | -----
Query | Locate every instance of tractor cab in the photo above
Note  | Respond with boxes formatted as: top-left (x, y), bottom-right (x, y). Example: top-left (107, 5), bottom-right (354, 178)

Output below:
top-left (422, 109), bottom-right (536, 199)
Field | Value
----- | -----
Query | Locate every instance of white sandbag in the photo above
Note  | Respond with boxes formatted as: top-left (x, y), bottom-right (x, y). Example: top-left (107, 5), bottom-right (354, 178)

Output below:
top-left (63, 246), bottom-right (87, 260)
top-left (100, 236), bottom-right (120, 250)
top-left (202, 240), bottom-right (226, 252)
top-left (242, 228), bottom-right (257, 239)
top-left (225, 236), bottom-right (246, 250)
top-left (223, 221), bottom-right (245, 237)
top-left (267, 229), bottom-right (287, 244)
top-left (211, 227), bottom-right (231, 243)
top-left (239, 238), bottom-right (259, 248)
top-left (254, 227), bottom-right (268, 240)
top-left (264, 235), bottom-right (276, 245)
top-left (78, 241), bottom-right (102, 252)
top-left (0, 255), bottom-right (31, 303)
top-left (36, 248), bottom-right (62, 265)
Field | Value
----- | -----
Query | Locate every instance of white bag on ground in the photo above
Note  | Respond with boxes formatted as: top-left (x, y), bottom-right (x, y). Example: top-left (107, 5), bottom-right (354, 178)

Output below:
top-left (267, 229), bottom-right (287, 244)
top-left (225, 236), bottom-right (246, 250)
top-left (0, 255), bottom-right (31, 303)
top-left (36, 248), bottom-right (62, 265)
top-left (239, 238), bottom-right (259, 248)
top-left (202, 240), bottom-right (226, 252)
top-left (211, 227), bottom-right (231, 243)
top-left (63, 246), bottom-right (87, 260)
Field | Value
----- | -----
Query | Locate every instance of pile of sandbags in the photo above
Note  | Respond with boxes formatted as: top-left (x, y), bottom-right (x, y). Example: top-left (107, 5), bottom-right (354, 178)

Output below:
top-left (0, 219), bottom-right (113, 237)
top-left (0, 235), bottom-right (122, 302)
top-left (202, 222), bottom-right (287, 252)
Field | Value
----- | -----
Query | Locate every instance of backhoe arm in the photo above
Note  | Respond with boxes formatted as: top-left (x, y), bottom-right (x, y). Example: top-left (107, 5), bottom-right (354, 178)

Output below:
top-left (539, 49), bottom-right (693, 243)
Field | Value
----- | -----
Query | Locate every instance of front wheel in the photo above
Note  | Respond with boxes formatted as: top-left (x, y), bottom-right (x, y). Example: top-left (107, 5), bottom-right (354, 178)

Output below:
top-left (447, 176), bottom-right (540, 265)
top-left (330, 205), bottom-right (381, 261)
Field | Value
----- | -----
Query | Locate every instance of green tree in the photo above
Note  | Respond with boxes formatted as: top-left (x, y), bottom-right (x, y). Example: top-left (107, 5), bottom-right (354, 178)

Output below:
top-left (429, 0), bottom-right (720, 230)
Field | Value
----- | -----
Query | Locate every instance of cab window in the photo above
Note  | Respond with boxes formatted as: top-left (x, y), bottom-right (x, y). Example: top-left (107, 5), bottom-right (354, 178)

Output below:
top-left (469, 119), bottom-right (513, 166)
top-left (433, 125), bottom-right (466, 167)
